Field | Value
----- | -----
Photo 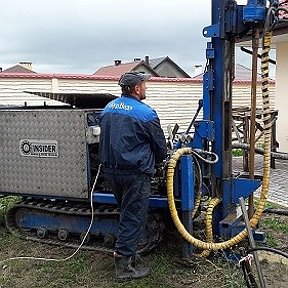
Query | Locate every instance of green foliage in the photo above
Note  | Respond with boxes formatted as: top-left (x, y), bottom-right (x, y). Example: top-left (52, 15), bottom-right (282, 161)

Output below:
top-left (0, 196), bottom-right (20, 226)
top-left (232, 149), bottom-right (244, 157)
top-left (254, 198), bottom-right (284, 210)
top-left (261, 218), bottom-right (288, 233)
top-left (265, 234), bottom-right (278, 247)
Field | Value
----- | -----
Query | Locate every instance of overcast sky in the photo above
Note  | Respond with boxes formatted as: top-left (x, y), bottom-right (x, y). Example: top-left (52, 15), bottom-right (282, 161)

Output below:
top-left (1, 0), bottom-right (275, 76)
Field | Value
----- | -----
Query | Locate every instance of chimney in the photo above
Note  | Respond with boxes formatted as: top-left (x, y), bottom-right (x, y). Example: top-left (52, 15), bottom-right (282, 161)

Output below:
top-left (19, 61), bottom-right (32, 71)
top-left (134, 58), bottom-right (141, 62)
top-left (114, 59), bottom-right (121, 66)
top-left (145, 56), bottom-right (149, 65)
top-left (0, 67), bottom-right (2, 72)
top-left (194, 64), bottom-right (203, 76)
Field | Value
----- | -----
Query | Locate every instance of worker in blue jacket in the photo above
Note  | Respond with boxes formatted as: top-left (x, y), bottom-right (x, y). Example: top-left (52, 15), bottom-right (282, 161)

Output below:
top-left (99, 71), bottom-right (167, 281)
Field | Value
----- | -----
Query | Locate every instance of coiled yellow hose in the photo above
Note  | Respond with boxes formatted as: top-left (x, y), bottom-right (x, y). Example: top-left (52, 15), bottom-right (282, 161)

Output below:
top-left (198, 197), bottom-right (221, 257)
top-left (166, 31), bottom-right (273, 252)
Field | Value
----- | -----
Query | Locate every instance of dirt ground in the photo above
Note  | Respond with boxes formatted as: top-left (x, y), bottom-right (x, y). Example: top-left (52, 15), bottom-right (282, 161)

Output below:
top-left (255, 213), bottom-right (288, 288)
top-left (0, 209), bottom-right (287, 288)
top-left (162, 212), bottom-right (288, 288)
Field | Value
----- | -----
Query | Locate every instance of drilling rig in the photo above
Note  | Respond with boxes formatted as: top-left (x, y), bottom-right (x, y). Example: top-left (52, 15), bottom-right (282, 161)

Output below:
top-left (0, 0), bottom-right (286, 259)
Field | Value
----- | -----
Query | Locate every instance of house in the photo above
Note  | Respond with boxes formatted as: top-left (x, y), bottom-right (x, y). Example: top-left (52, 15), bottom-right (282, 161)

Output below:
top-left (93, 58), bottom-right (158, 78)
top-left (94, 56), bottom-right (191, 78)
top-left (274, 0), bottom-right (288, 152)
top-left (1, 61), bottom-right (36, 74)
top-left (148, 56), bottom-right (191, 78)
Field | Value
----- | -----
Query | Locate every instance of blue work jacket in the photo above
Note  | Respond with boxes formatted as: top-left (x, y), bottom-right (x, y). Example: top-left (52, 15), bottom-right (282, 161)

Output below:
top-left (99, 94), bottom-right (167, 176)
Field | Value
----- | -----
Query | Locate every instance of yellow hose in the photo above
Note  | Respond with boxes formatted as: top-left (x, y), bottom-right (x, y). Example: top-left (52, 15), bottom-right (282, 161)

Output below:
top-left (166, 31), bottom-right (273, 251)
top-left (192, 187), bottom-right (201, 219)
top-left (198, 197), bottom-right (221, 257)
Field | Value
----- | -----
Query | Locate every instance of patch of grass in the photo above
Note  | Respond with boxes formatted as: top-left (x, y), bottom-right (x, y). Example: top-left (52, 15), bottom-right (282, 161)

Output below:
top-left (232, 149), bottom-right (244, 157)
top-left (261, 218), bottom-right (288, 233)
top-left (265, 234), bottom-right (278, 247)
top-left (0, 196), bottom-right (286, 288)
top-left (0, 196), bottom-right (19, 221)
top-left (0, 233), bottom-right (19, 250)
top-left (254, 198), bottom-right (284, 210)
top-left (223, 270), bottom-right (246, 288)
top-left (112, 252), bottom-right (174, 288)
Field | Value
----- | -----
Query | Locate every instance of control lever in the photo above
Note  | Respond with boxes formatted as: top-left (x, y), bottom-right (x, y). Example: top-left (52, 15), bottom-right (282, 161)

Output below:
top-left (185, 99), bottom-right (203, 134)
top-left (167, 123), bottom-right (179, 150)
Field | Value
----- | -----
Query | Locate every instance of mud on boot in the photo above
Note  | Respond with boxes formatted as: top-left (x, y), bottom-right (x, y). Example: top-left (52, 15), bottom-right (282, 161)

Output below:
top-left (114, 253), bottom-right (150, 281)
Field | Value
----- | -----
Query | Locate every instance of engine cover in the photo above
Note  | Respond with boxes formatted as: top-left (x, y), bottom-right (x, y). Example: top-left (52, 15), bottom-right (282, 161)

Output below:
top-left (0, 108), bottom-right (101, 199)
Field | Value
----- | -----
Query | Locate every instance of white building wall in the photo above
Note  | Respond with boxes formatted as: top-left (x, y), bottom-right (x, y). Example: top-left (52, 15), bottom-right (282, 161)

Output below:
top-left (0, 78), bottom-right (60, 106)
top-left (56, 79), bottom-right (203, 134)
top-left (232, 83), bottom-right (275, 109)
top-left (57, 79), bottom-right (120, 95)
top-left (275, 42), bottom-right (288, 152)
top-left (56, 79), bottom-right (276, 134)
top-left (0, 76), bottom-right (275, 139)
top-left (146, 82), bottom-right (202, 133)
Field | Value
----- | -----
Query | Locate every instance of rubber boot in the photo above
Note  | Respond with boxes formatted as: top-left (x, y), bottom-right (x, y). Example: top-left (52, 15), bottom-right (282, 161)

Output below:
top-left (114, 253), bottom-right (150, 281)
top-left (131, 253), bottom-right (144, 267)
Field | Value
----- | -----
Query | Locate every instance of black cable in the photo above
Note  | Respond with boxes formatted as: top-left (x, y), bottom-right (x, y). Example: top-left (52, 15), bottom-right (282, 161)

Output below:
top-left (264, 208), bottom-right (288, 216)
top-left (239, 248), bottom-right (258, 288)
top-left (185, 99), bottom-right (203, 134)
top-left (240, 47), bottom-right (276, 65)
top-left (247, 247), bottom-right (288, 258)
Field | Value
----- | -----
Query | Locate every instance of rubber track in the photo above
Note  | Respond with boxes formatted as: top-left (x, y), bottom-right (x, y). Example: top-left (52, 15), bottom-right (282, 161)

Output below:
top-left (5, 198), bottom-right (164, 255)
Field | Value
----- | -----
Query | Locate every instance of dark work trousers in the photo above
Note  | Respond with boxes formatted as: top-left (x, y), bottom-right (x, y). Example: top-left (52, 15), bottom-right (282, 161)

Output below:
top-left (105, 173), bottom-right (151, 257)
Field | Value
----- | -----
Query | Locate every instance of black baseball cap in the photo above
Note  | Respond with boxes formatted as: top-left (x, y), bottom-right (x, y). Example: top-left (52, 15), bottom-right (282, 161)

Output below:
top-left (118, 72), bottom-right (151, 87)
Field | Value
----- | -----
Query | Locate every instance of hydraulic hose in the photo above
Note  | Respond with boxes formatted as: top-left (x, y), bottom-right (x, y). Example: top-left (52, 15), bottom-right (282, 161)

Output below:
top-left (198, 197), bottom-right (221, 257)
top-left (168, 147), bottom-right (248, 250)
top-left (166, 14), bottom-right (274, 252)
top-left (205, 197), bottom-right (221, 245)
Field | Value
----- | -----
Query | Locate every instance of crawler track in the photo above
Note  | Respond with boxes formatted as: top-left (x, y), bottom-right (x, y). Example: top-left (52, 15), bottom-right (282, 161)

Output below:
top-left (6, 198), bottom-right (164, 255)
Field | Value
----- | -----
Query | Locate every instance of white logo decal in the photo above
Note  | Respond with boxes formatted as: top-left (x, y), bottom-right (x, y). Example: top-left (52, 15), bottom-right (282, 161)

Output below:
top-left (109, 102), bottom-right (133, 111)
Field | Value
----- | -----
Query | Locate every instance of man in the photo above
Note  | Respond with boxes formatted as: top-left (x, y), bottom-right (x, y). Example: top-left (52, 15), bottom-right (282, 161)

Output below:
top-left (99, 71), bottom-right (167, 280)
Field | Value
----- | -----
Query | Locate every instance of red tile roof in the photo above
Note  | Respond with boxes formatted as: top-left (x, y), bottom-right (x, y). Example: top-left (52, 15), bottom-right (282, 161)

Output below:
top-left (94, 62), bottom-right (139, 77)
top-left (0, 63), bottom-right (275, 84)
top-left (0, 72), bottom-right (196, 82)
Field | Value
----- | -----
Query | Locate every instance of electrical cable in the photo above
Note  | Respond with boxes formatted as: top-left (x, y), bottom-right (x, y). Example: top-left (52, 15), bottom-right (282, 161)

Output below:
top-left (0, 164), bottom-right (102, 264)
top-left (264, 208), bottom-right (288, 216)
top-left (247, 247), bottom-right (288, 259)
top-left (239, 248), bottom-right (258, 288)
